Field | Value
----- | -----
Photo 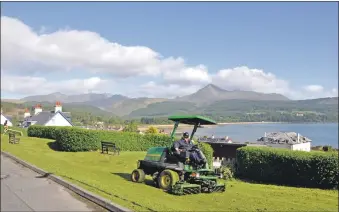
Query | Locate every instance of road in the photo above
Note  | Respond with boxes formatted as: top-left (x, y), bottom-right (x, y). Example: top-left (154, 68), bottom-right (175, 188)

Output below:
top-left (1, 154), bottom-right (104, 211)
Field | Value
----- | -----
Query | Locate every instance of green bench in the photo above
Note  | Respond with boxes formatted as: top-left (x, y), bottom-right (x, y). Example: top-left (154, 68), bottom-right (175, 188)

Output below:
top-left (101, 141), bottom-right (120, 155)
top-left (8, 132), bottom-right (20, 144)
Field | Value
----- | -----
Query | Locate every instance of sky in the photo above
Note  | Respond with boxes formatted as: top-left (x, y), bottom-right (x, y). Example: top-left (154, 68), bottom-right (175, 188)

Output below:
top-left (1, 2), bottom-right (338, 100)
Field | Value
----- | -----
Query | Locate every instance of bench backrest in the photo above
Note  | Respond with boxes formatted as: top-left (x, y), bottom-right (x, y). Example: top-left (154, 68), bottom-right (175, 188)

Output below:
top-left (101, 141), bottom-right (116, 146)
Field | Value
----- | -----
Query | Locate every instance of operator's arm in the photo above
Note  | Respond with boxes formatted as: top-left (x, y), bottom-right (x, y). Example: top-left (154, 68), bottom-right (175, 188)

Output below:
top-left (173, 141), bottom-right (182, 153)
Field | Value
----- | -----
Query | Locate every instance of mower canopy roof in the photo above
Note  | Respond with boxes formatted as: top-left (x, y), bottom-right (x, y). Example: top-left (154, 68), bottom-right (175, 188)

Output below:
top-left (168, 115), bottom-right (217, 125)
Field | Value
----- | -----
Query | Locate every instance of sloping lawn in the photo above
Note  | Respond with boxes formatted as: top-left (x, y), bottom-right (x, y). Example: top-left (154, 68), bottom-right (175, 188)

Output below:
top-left (1, 135), bottom-right (338, 212)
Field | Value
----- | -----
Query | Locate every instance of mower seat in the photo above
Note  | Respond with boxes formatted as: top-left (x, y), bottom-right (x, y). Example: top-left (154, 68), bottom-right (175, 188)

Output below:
top-left (165, 147), bottom-right (186, 164)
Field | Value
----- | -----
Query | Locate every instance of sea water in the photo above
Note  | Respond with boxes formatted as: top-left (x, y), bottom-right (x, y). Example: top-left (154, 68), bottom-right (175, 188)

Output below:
top-left (194, 123), bottom-right (338, 148)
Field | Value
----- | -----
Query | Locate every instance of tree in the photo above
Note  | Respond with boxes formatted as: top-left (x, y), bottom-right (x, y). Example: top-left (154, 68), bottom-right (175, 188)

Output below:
top-left (123, 122), bottom-right (138, 132)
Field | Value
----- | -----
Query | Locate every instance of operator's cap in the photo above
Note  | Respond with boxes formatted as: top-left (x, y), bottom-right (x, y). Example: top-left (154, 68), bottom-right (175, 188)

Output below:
top-left (183, 132), bottom-right (189, 138)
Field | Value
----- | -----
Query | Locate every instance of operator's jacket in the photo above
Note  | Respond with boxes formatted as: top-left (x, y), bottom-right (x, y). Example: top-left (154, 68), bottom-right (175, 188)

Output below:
top-left (172, 139), bottom-right (194, 158)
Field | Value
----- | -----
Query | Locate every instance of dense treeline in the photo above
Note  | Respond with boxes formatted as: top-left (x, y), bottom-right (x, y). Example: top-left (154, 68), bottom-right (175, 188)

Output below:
top-left (2, 97), bottom-right (337, 126)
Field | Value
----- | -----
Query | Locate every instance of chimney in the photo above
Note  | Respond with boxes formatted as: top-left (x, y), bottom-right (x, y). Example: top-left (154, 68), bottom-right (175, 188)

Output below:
top-left (54, 101), bottom-right (62, 113)
top-left (24, 108), bottom-right (31, 118)
top-left (34, 104), bottom-right (42, 115)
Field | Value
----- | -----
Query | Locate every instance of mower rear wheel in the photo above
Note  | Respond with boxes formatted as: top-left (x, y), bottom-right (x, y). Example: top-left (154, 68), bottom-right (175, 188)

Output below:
top-left (158, 169), bottom-right (179, 191)
top-left (131, 169), bottom-right (145, 183)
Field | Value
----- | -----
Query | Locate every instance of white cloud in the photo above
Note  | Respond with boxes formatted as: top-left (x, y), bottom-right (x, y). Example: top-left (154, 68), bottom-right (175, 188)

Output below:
top-left (1, 16), bottom-right (337, 100)
top-left (303, 85), bottom-right (324, 93)
top-left (1, 16), bottom-right (207, 81)
top-left (138, 81), bottom-right (200, 98)
top-left (212, 66), bottom-right (291, 95)
top-left (162, 64), bottom-right (212, 85)
top-left (1, 74), bottom-right (111, 95)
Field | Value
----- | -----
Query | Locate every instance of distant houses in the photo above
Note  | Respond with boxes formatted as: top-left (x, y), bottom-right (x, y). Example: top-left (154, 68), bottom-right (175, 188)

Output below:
top-left (257, 132), bottom-right (311, 152)
top-left (21, 101), bottom-right (73, 128)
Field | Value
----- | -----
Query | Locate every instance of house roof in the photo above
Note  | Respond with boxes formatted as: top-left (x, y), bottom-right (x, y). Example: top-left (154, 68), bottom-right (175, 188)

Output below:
top-left (257, 132), bottom-right (312, 145)
top-left (1, 113), bottom-right (13, 122)
top-left (24, 111), bottom-right (73, 126)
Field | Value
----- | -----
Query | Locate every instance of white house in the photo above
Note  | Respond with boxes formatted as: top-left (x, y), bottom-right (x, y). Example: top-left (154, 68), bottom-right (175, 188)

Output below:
top-left (1, 112), bottom-right (13, 127)
top-left (21, 102), bottom-right (73, 128)
top-left (257, 132), bottom-right (311, 152)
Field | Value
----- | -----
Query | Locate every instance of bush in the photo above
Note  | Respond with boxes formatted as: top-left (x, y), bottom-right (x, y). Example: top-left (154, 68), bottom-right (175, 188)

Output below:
top-left (93, 130), bottom-right (172, 151)
top-left (197, 142), bottom-right (214, 168)
top-left (220, 165), bottom-right (234, 180)
top-left (26, 126), bottom-right (216, 159)
top-left (56, 128), bottom-right (100, 152)
top-left (145, 126), bottom-right (159, 134)
top-left (236, 146), bottom-right (339, 189)
top-left (28, 125), bottom-right (66, 139)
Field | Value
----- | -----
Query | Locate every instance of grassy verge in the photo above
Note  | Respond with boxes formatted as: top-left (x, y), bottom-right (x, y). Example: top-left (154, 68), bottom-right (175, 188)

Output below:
top-left (1, 125), bottom-right (28, 136)
top-left (1, 135), bottom-right (338, 211)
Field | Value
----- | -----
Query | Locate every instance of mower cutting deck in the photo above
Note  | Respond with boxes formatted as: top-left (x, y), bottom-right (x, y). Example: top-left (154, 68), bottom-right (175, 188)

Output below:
top-left (130, 115), bottom-right (226, 195)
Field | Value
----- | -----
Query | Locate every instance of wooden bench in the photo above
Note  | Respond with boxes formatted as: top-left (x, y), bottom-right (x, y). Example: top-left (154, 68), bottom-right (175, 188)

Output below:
top-left (101, 141), bottom-right (120, 155)
top-left (8, 133), bottom-right (20, 144)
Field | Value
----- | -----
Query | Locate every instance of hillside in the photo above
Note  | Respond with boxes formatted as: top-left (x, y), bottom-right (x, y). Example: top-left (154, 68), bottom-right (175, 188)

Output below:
top-left (1, 100), bottom-right (115, 119)
top-left (18, 84), bottom-right (290, 113)
top-left (127, 97), bottom-right (338, 122)
top-left (3, 84), bottom-right (337, 123)
top-left (175, 84), bottom-right (290, 105)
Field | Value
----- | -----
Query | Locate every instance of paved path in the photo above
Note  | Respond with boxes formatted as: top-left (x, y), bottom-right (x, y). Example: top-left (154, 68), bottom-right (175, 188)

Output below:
top-left (1, 154), bottom-right (100, 211)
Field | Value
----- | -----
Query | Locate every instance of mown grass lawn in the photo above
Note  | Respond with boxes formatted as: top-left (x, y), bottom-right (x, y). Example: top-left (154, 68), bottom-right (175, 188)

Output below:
top-left (1, 135), bottom-right (338, 212)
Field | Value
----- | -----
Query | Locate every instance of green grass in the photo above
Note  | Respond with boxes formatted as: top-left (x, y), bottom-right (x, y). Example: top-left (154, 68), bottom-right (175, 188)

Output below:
top-left (1, 135), bottom-right (338, 212)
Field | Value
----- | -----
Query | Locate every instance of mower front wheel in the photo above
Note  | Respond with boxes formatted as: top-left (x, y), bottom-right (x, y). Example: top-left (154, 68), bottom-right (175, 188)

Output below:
top-left (157, 169), bottom-right (179, 191)
top-left (131, 169), bottom-right (145, 183)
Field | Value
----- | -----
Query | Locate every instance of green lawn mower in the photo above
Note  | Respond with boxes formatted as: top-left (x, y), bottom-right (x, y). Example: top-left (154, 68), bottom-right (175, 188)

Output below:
top-left (130, 115), bottom-right (225, 195)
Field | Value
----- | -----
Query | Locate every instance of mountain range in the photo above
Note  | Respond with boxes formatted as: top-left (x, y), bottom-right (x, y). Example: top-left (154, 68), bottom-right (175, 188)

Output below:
top-left (3, 84), bottom-right (338, 119)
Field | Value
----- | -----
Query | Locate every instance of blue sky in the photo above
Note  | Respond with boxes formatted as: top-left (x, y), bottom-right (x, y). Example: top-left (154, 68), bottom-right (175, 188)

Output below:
top-left (1, 2), bottom-right (338, 99)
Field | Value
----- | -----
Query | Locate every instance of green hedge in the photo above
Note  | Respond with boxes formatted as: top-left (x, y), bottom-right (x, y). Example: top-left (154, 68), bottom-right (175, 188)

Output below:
top-left (197, 142), bottom-right (213, 168)
top-left (28, 125), bottom-right (66, 139)
top-left (26, 126), bottom-right (215, 162)
top-left (236, 146), bottom-right (339, 189)
top-left (56, 127), bottom-right (100, 152)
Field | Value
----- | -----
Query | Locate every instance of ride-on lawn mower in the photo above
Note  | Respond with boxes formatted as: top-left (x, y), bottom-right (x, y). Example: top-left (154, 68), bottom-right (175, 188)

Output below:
top-left (130, 115), bottom-right (226, 195)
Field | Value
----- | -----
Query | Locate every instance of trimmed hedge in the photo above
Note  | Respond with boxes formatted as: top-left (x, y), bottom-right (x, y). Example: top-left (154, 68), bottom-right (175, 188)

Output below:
top-left (28, 125), bottom-right (66, 139)
top-left (92, 130), bottom-right (173, 151)
top-left (56, 127), bottom-right (100, 152)
top-left (26, 126), bottom-right (215, 164)
top-left (236, 146), bottom-right (339, 189)
top-left (198, 142), bottom-right (214, 168)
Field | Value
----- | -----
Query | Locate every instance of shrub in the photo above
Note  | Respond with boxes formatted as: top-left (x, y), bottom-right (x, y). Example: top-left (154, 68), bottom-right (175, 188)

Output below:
top-left (122, 122), bottom-right (138, 132)
top-left (56, 127), bottom-right (100, 152)
top-left (197, 142), bottom-right (214, 168)
top-left (220, 165), bottom-right (234, 180)
top-left (236, 146), bottom-right (339, 189)
top-left (28, 125), bottom-right (66, 139)
top-left (145, 126), bottom-right (159, 134)
top-left (26, 126), bottom-right (216, 158)
top-left (93, 130), bottom-right (172, 151)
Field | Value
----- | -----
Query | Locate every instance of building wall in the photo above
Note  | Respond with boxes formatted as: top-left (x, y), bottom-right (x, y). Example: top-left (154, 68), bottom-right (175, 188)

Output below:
top-left (1, 114), bottom-right (13, 126)
top-left (265, 143), bottom-right (291, 150)
top-left (44, 113), bottom-right (72, 127)
top-left (264, 142), bottom-right (311, 152)
top-left (291, 142), bottom-right (311, 152)
top-left (209, 143), bottom-right (246, 159)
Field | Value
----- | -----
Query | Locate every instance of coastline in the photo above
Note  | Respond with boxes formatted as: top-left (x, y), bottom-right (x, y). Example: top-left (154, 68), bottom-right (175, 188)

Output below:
top-left (138, 121), bottom-right (284, 132)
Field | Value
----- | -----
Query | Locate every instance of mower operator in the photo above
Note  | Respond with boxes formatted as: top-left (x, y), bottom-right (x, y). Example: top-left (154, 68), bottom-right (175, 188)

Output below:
top-left (172, 132), bottom-right (205, 164)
